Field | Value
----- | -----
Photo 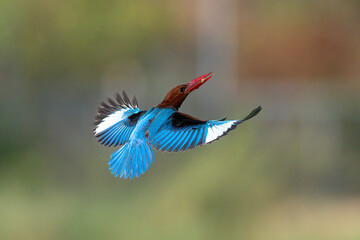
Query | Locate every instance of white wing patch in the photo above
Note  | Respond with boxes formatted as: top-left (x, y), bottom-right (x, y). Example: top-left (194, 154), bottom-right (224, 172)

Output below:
top-left (149, 106), bottom-right (262, 152)
top-left (205, 121), bottom-right (237, 143)
top-left (93, 91), bottom-right (140, 136)
top-left (95, 109), bottom-right (128, 135)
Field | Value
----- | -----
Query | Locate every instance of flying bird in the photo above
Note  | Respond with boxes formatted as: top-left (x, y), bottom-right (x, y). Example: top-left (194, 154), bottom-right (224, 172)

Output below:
top-left (93, 73), bottom-right (261, 179)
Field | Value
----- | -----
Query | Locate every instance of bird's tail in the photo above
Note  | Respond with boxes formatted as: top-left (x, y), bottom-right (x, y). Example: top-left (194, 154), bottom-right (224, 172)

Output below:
top-left (108, 138), bottom-right (154, 179)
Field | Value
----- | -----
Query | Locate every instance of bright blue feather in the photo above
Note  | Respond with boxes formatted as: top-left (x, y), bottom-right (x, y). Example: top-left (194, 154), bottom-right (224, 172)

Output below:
top-left (164, 131), bottom-right (182, 151)
top-left (184, 130), bottom-right (197, 150)
top-left (172, 127), bottom-right (192, 150)
top-left (176, 130), bottom-right (193, 151)
top-left (109, 139), bottom-right (154, 179)
top-left (107, 109), bottom-right (159, 179)
top-left (149, 114), bottom-right (243, 152)
top-left (168, 131), bottom-right (183, 151)
top-left (192, 128), bottom-right (203, 148)
top-left (158, 132), bottom-right (173, 150)
top-left (102, 105), bottom-right (255, 179)
top-left (96, 91), bottom-right (261, 180)
top-left (97, 119), bottom-right (136, 147)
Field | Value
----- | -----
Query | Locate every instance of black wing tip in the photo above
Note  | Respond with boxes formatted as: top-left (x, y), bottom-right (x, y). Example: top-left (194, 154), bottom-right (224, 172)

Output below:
top-left (132, 95), bottom-right (139, 108)
top-left (93, 90), bottom-right (139, 126)
top-left (242, 105), bottom-right (262, 121)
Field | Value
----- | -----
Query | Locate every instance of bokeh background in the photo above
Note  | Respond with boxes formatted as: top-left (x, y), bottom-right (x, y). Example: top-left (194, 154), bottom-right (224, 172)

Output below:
top-left (1, 0), bottom-right (360, 239)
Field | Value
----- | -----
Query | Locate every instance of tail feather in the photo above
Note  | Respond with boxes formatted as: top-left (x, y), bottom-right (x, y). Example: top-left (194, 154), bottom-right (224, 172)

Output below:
top-left (109, 138), bottom-right (154, 179)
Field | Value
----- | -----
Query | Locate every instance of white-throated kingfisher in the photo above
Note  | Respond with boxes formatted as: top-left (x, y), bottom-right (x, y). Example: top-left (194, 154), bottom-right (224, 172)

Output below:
top-left (94, 73), bottom-right (261, 179)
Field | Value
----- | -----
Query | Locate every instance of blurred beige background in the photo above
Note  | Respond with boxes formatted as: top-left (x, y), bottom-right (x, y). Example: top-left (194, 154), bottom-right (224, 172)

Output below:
top-left (0, 0), bottom-right (359, 239)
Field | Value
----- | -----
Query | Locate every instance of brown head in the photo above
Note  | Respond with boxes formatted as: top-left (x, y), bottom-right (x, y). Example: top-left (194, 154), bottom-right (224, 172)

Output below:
top-left (157, 72), bottom-right (214, 110)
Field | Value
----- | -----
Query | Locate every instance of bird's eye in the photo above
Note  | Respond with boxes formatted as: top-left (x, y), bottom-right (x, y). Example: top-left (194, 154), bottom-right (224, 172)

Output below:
top-left (179, 87), bottom-right (185, 93)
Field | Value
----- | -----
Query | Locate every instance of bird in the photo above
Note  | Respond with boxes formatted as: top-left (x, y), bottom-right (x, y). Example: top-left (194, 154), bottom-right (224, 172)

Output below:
top-left (93, 72), bottom-right (261, 179)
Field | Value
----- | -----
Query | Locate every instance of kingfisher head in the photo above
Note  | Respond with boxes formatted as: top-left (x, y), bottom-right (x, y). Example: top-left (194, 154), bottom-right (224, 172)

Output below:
top-left (158, 72), bottom-right (214, 110)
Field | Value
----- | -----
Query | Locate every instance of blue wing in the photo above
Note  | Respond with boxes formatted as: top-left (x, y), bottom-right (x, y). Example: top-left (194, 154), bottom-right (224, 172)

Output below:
top-left (150, 106), bottom-right (261, 152)
top-left (93, 91), bottom-right (145, 147)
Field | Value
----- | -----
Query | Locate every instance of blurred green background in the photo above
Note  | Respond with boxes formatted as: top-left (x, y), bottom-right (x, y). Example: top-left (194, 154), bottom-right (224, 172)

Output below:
top-left (1, 0), bottom-right (360, 239)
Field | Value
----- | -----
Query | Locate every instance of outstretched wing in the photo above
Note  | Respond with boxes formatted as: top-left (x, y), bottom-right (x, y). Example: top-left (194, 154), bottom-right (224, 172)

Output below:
top-left (149, 106), bottom-right (262, 152)
top-left (93, 91), bottom-right (146, 147)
